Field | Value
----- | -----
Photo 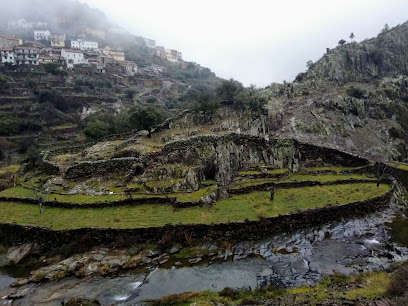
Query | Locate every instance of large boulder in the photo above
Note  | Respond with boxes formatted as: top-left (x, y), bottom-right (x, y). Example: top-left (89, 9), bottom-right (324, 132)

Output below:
top-left (7, 243), bottom-right (36, 265)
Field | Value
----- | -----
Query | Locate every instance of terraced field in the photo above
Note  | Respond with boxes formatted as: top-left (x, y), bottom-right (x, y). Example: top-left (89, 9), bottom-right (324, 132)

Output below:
top-left (0, 166), bottom-right (391, 230)
top-left (0, 183), bottom-right (390, 230)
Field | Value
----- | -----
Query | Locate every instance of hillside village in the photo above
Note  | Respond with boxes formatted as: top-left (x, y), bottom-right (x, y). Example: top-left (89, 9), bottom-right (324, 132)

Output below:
top-left (1, 17), bottom-right (184, 76)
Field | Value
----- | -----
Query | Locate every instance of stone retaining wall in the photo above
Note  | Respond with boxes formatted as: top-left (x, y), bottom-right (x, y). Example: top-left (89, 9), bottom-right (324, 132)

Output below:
top-left (65, 157), bottom-right (139, 179)
top-left (151, 109), bottom-right (191, 135)
top-left (0, 195), bottom-right (174, 209)
top-left (297, 143), bottom-right (368, 167)
top-left (0, 189), bottom-right (393, 250)
top-left (388, 165), bottom-right (408, 188)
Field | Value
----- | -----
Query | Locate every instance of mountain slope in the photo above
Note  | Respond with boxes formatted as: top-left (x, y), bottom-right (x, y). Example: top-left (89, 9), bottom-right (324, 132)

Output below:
top-left (261, 22), bottom-right (408, 162)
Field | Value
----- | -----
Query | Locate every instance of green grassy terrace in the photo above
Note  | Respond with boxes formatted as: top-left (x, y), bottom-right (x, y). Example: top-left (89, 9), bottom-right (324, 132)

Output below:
top-left (0, 185), bottom-right (216, 204)
top-left (391, 163), bottom-right (408, 171)
top-left (239, 169), bottom-right (288, 176)
top-left (231, 173), bottom-right (375, 190)
top-left (0, 183), bottom-right (389, 230)
top-left (0, 164), bottom-right (20, 175)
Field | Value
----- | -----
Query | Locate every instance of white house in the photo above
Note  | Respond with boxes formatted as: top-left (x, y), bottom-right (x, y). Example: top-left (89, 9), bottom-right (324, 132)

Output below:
top-left (0, 48), bottom-right (15, 65)
top-left (14, 47), bottom-right (40, 65)
top-left (70, 40), bottom-right (98, 51)
top-left (8, 19), bottom-right (47, 29)
top-left (61, 49), bottom-right (88, 68)
top-left (34, 30), bottom-right (51, 42)
top-left (165, 49), bottom-right (179, 62)
top-left (120, 61), bottom-right (138, 76)
top-left (71, 40), bottom-right (80, 49)
top-left (80, 41), bottom-right (98, 51)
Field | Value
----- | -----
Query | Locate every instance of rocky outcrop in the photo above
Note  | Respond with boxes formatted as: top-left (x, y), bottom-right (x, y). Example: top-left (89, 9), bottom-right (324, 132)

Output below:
top-left (7, 243), bottom-right (36, 265)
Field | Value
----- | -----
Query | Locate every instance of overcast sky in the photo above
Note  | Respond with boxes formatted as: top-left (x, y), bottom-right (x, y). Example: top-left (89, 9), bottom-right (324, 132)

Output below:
top-left (80, 0), bottom-right (408, 87)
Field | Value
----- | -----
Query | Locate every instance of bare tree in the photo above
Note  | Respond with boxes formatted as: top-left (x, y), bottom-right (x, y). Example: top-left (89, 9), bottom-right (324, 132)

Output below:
top-left (373, 162), bottom-right (394, 187)
top-left (33, 188), bottom-right (49, 214)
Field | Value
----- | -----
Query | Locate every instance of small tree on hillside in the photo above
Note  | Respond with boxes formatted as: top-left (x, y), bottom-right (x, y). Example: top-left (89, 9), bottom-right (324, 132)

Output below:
top-left (216, 78), bottom-right (243, 103)
top-left (373, 162), bottom-right (394, 187)
top-left (349, 32), bottom-right (355, 42)
top-left (129, 106), bottom-right (160, 137)
top-left (33, 187), bottom-right (49, 214)
top-left (194, 94), bottom-right (220, 122)
top-left (82, 120), bottom-right (111, 141)
top-left (338, 39), bottom-right (346, 46)
top-left (306, 60), bottom-right (314, 70)
top-left (382, 24), bottom-right (389, 33)
top-left (126, 88), bottom-right (137, 99)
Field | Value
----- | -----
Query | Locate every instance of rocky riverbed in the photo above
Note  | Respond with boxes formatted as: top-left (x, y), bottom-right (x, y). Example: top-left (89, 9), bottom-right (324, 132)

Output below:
top-left (0, 201), bottom-right (407, 305)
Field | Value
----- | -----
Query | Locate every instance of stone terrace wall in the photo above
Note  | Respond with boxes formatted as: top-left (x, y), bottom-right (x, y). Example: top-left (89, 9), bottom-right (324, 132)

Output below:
top-left (39, 132), bottom-right (371, 181)
top-left (0, 189), bottom-right (393, 250)
top-left (297, 142), bottom-right (369, 167)
top-left (65, 157), bottom-right (140, 179)
top-left (152, 109), bottom-right (191, 135)
top-left (388, 164), bottom-right (408, 188)
top-left (0, 196), bottom-right (174, 209)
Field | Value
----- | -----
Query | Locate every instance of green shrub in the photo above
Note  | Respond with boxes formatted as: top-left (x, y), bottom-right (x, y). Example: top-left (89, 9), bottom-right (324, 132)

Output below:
top-left (82, 120), bottom-right (111, 141)
top-left (38, 89), bottom-right (69, 112)
top-left (125, 88), bottom-right (137, 99)
top-left (388, 262), bottom-right (408, 297)
top-left (219, 287), bottom-right (239, 299)
top-left (369, 48), bottom-right (385, 66)
top-left (44, 63), bottom-right (67, 76)
top-left (346, 86), bottom-right (366, 99)
top-left (383, 89), bottom-right (399, 100)
top-left (146, 96), bottom-right (157, 103)
top-left (26, 79), bottom-right (37, 89)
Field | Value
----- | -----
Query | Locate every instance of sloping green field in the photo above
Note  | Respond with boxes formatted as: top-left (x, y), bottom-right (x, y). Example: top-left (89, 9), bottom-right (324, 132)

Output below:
top-left (0, 183), bottom-right (389, 230)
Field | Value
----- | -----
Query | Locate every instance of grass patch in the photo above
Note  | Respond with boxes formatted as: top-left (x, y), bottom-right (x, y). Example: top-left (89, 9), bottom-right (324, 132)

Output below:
top-left (0, 183), bottom-right (389, 230)
top-left (279, 173), bottom-right (375, 183)
top-left (202, 179), bottom-right (216, 186)
top-left (0, 186), bottom-right (166, 203)
top-left (145, 179), bottom-right (184, 189)
top-left (0, 165), bottom-right (20, 175)
top-left (231, 173), bottom-right (375, 190)
top-left (171, 186), bottom-right (216, 203)
top-left (50, 124), bottom-right (78, 131)
top-left (239, 168), bottom-right (288, 176)
top-left (268, 169), bottom-right (288, 175)
top-left (239, 170), bottom-right (262, 175)
top-left (345, 271), bottom-right (389, 300)
top-left (147, 270), bottom-right (391, 305)
top-left (306, 166), bottom-right (367, 173)
top-left (392, 163), bottom-right (408, 171)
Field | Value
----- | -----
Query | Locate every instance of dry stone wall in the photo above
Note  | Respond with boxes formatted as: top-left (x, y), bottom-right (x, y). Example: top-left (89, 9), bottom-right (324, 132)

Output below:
top-left (65, 157), bottom-right (140, 179)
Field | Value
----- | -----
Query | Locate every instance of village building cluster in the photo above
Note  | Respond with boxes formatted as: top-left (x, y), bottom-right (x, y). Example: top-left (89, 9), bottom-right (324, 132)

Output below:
top-left (1, 18), bottom-right (184, 76)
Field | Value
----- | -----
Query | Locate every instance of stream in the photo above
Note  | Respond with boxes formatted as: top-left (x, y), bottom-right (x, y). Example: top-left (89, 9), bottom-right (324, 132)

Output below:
top-left (1, 203), bottom-right (408, 305)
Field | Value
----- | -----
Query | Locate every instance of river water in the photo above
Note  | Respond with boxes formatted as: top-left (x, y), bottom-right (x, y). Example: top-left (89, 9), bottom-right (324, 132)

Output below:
top-left (1, 204), bottom-right (408, 305)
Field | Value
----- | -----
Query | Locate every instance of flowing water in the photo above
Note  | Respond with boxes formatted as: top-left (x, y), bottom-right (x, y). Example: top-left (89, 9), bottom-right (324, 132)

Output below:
top-left (1, 204), bottom-right (408, 305)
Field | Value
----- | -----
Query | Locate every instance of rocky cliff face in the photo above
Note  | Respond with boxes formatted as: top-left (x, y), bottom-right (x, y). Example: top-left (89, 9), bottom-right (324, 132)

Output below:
top-left (301, 22), bottom-right (408, 88)
top-left (260, 22), bottom-right (408, 162)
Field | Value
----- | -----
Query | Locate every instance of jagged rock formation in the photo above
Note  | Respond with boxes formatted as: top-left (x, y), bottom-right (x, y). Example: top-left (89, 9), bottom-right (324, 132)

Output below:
top-left (260, 22), bottom-right (408, 162)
